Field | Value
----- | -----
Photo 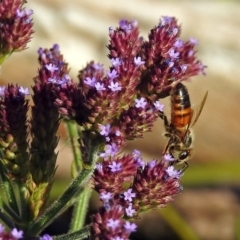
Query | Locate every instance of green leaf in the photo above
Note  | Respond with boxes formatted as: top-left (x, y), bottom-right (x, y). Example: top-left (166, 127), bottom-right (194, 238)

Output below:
top-left (27, 168), bottom-right (93, 236)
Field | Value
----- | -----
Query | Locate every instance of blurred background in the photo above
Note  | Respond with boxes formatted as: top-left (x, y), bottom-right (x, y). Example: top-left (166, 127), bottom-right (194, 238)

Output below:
top-left (1, 0), bottom-right (240, 239)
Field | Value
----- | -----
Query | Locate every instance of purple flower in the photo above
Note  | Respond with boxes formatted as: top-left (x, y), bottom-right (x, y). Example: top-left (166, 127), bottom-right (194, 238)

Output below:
top-left (119, 19), bottom-right (132, 32)
top-left (100, 192), bottom-right (113, 202)
top-left (166, 166), bottom-right (181, 178)
top-left (134, 56), bottom-right (145, 66)
top-left (39, 234), bottom-right (53, 240)
top-left (123, 188), bottom-right (136, 202)
top-left (0, 86), bottom-right (6, 96)
top-left (188, 50), bottom-right (194, 57)
top-left (95, 82), bottom-right (106, 91)
top-left (19, 87), bottom-right (30, 95)
top-left (135, 97), bottom-right (147, 108)
top-left (107, 219), bottom-right (120, 230)
top-left (124, 221), bottom-right (137, 232)
top-left (53, 44), bottom-right (60, 51)
top-left (11, 228), bottom-right (24, 239)
top-left (132, 150), bottom-right (144, 167)
top-left (189, 38), bottom-right (199, 45)
top-left (125, 204), bottom-right (136, 217)
top-left (92, 63), bottom-right (104, 70)
top-left (47, 77), bottom-right (58, 84)
top-left (148, 160), bottom-right (157, 168)
top-left (111, 58), bottom-right (122, 67)
top-left (168, 48), bottom-right (179, 59)
top-left (62, 74), bottom-right (71, 82)
top-left (132, 149), bottom-right (141, 158)
top-left (160, 16), bottom-right (174, 26)
top-left (84, 77), bottom-right (96, 87)
top-left (108, 161), bottom-right (122, 172)
top-left (16, 8), bottom-right (33, 18)
top-left (131, 20), bottom-right (138, 27)
top-left (45, 63), bottom-right (59, 72)
top-left (167, 61), bottom-right (174, 68)
top-left (174, 39), bottom-right (184, 48)
top-left (108, 81), bottom-right (122, 92)
top-left (115, 130), bottom-right (121, 136)
top-left (172, 27), bottom-right (179, 36)
top-left (0, 223), bottom-right (5, 233)
top-left (111, 237), bottom-right (124, 240)
top-left (107, 69), bottom-right (119, 79)
top-left (109, 26), bottom-right (114, 34)
top-left (153, 101), bottom-right (164, 112)
top-left (99, 124), bottom-right (111, 136)
top-left (181, 64), bottom-right (188, 73)
top-left (163, 154), bottom-right (175, 162)
top-left (100, 143), bottom-right (118, 158)
top-left (96, 163), bottom-right (103, 172)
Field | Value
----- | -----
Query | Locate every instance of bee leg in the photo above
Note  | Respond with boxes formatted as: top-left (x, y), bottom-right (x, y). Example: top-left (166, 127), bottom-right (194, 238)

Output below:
top-left (179, 162), bottom-right (189, 174)
top-left (158, 110), bottom-right (165, 120)
top-left (163, 114), bottom-right (170, 127)
top-left (163, 138), bottom-right (171, 155)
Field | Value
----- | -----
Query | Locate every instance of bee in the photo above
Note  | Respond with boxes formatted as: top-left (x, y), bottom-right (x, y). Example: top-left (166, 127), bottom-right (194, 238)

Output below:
top-left (162, 82), bottom-right (208, 170)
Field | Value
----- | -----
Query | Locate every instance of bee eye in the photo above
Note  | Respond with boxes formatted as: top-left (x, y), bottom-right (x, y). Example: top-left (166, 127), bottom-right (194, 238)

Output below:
top-left (179, 151), bottom-right (189, 160)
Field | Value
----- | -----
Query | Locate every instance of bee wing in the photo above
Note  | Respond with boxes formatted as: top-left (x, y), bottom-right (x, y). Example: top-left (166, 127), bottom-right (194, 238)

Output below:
top-left (183, 91), bottom-right (208, 140)
top-left (190, 91), bottom-right (208, 128)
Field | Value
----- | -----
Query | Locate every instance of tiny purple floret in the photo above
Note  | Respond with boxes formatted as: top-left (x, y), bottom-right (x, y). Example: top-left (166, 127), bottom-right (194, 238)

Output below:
top-left (134, 57), bottom-right (145, 66)
top-left (108, 81), bottom-right (122, 92)
top-left (11, 228), bottom-right (24, 239)
top-left (111, 58), bottom-right (122, 67)
top-left (135, 97), bottom-right (147, 108)
top-left (124, 221), bottom-right (137, 232)
top-left (123, 189), bottom-right (136, 202)
top-left (107, 219), bottom-right (120, 230)
top-left (108, 161), bottom-right (122, 173)
top-left (125, 204), bottom-right (136, 217)
top-left (95, 82), bottom-right (106, 91)
top-left (45, 63), bottom-right (58, 72)
top-left (84, 77), bottom-right (96, 87)
top-left (107, 69), bottom-right (119, 79)
top-left (153, 101), bottom-right (164, 112)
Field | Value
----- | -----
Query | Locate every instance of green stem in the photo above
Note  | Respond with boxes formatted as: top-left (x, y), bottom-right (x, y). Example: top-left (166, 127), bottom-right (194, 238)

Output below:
top-left (18, 183), bottom-right (28, 224)
top-left (160, 205), bottom-right (200, 240)
top-left (27, 167), bottom-right (93, 236)
top-left (65, 120), bottom-right (82, 176)
top-left (54, 225), bottom-right (91, 240)
top-left (69, 187), bottom-right (92, 233)
top-left (68, 139), bottom-right (100, 232)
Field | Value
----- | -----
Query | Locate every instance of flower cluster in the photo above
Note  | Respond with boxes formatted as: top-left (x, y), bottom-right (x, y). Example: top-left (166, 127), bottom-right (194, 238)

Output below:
top-left (54, 17), bottom-right (204, 152)
top-left (0, 3), bottom-right (206, 238)
top-left (139, 16), bottom-right (206, 100)
top-left (0, 84), bottom-right (29, 180)
top-left (0, 0), bottom-right (34, 63)
top-left (91, 150), bottom-right (182, 239)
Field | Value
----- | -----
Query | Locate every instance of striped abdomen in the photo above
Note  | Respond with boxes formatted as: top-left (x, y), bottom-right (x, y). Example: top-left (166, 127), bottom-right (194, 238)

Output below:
top-left (171, 83), bottom-right (192, 132)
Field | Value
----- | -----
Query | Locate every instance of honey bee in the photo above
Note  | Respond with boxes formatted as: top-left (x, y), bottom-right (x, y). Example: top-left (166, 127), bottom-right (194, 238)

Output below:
top-left (162, 82), bottom-right (208, 170)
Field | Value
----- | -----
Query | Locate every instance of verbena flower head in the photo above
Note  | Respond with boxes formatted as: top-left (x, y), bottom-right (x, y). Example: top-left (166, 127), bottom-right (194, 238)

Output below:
top-left (92, 150), bottom-right (183, 234)
top-left (0, 3), bottom-right (206, 239)
top-left (139, 16), bottom-right (206, 100)
top-left (0, 0), bottom-right (34, 63)
top-left (91, 204), bottom-right (137, 239)
top-left (54, 17), bottom-right (204, 153)
top-left (0, 84), bottom-right (29, 179)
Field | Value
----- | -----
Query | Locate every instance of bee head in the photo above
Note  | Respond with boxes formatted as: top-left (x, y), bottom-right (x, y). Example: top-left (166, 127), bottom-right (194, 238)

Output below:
top-left (169, 143), bottom-right (192, 162)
